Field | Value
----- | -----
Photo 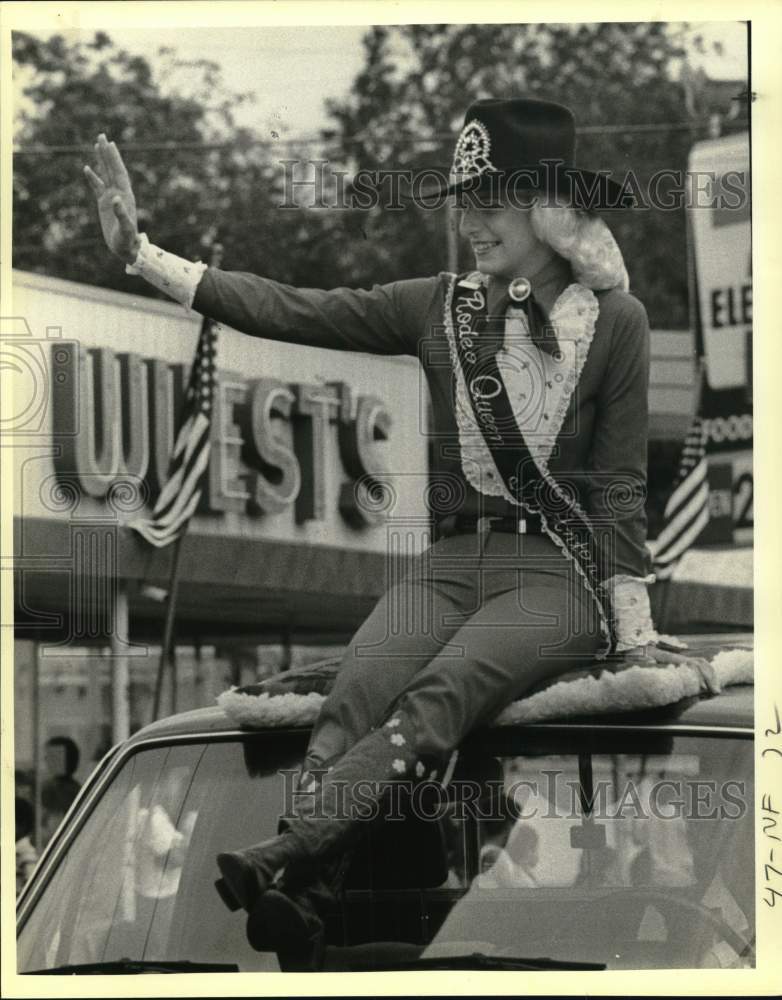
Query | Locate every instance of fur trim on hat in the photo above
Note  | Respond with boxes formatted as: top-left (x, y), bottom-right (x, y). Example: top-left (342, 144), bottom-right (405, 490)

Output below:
top-left (216, 648), bottom-right (752, 730)
top-left (531, 203), bottom-right (629, 291)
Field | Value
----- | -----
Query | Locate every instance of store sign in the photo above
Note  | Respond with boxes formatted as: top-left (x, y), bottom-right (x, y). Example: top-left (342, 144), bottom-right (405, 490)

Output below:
top-left (698, 462), bottom-right (734, 545)
top-left (713, 448), bottom-right (753, 546)
top-left (688, 133), bottom-right (753, 545)
top-left (699, 384), bottom-right (753, 543)
top-left (51, 343), bottom-right (392, 527)
top-left (688, 134), bottom-right (751, 391)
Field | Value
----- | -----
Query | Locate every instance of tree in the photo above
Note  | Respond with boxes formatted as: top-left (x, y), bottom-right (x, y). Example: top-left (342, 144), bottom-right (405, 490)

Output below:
top-left (14, 33), bottom-right (214, 288)
top-left (12, 31), bottom-right (354, 294)
top-left (323, 23), bottom-right (739, 327)
top-left (13, 25), bottom-right (742, 324)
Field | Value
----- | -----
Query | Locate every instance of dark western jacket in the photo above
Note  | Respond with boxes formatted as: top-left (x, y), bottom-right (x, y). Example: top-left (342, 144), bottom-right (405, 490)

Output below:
top-left (194, 255), bottom-right (651, 580)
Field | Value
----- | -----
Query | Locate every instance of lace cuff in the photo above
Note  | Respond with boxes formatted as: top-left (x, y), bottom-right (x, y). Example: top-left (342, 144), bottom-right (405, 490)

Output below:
top-left (601, 574), bottom-right (659, 651)
top-left (125, 233), bottom-right (207, 309)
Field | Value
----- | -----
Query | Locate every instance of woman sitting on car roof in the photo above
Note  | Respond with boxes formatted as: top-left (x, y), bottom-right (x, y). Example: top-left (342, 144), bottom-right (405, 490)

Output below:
top-left (85, 96), bottom-right (714, 968)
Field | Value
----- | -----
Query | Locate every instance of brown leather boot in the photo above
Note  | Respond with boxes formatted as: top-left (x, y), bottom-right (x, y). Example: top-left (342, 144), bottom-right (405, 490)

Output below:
top-left (215, 833), bottom-right (303, 913)
top-left (217, 713), bottom-right (439, 929)
top-left (242, 849), bottom-right (351, 966)
top-left (214, 757), bottom-right (344, 916)
top-left (246, 887), bottom-right (325, 970)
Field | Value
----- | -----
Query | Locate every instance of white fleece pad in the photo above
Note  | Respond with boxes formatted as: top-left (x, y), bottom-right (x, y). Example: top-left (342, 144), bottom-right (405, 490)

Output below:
top-left (216, 648), bottom-right (753, 730)
top-left (495, 648), bottom-right (752, 725)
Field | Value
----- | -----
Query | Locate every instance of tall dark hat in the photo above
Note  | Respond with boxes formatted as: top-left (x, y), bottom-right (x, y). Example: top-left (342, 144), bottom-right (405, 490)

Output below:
top-left (418, 97), bottom-right (631, 210)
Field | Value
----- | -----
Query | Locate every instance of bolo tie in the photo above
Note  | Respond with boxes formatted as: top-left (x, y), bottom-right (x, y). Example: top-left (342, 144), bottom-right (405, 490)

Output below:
top-left (476, 276), bottom-right (558, 357)
top-left (507, 276), bottom-right (558, 355)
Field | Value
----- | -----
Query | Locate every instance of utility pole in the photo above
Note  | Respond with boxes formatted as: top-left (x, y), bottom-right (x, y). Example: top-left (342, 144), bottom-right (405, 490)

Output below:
top-left (111, 583), bottom-right (131, 743)
top-left (446, 202), bottom-right (459, 273)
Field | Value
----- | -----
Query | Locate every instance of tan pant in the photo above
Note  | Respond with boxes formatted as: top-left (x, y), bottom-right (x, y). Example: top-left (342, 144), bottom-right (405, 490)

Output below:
top-left (306, 530), bottom-right (602, 768)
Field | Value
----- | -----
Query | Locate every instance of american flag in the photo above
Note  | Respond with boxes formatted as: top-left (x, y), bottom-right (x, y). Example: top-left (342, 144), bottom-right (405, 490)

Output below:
top-left (130, 316), bottom-right (218, 548)
top-left (650, 416), bottom-right (710, 580)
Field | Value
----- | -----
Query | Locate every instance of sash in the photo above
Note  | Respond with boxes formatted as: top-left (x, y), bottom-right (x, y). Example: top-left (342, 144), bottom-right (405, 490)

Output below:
top-left (448, 273), bottom-right (615, 653)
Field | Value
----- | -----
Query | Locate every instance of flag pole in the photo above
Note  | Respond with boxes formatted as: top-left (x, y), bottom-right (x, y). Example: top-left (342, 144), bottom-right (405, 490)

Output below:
top-left (152, 532), bottom-right (185, 720)
top-left (151, 240), bottom-right (223, 721)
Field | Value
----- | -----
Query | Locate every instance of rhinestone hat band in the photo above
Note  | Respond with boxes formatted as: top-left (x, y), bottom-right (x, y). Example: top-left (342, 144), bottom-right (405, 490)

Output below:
top-left (450, 118), bottom-right (497, 182)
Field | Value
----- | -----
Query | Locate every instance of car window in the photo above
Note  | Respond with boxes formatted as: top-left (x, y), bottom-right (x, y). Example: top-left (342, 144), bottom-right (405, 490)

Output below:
top-left (17, 738), bottom-right (302, 973)
top-left (18, 732), bottom-right (754, 972)
top-left (426, 737), bottom-right (754, 969)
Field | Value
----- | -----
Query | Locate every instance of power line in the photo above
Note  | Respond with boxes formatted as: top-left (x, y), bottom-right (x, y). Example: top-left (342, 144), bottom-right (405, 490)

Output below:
top-left (13, 138), bottom-right (326, 155)
top-left (12, 120), bottom-right (734, 156)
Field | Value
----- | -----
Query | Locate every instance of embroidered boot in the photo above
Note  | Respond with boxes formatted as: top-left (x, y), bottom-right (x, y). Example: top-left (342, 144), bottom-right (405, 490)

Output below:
top-left (244, 852), bottom-right (353, 969)
top-left (214, 758), bottom-right (331, 913)
top-left (236, 761), bottom-right (350, 963)
top-left (239, 711), bottom-right (440, 867)
top-left (216, 758), bottom-right (353, 969)
top-left (216, 712), bottom-right (442, 957)
top-left (215, 835), bottom-right (300, 913)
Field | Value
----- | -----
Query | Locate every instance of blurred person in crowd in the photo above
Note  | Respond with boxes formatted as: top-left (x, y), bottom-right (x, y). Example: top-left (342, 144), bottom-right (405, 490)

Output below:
top-left (86, 96), bottom-right (715, 968)
top-left (630, 768), bottom-right (696, 887)
top-left (111, 764), bottom-right (199, 953)
top-left (476, 792), bottom-right (535, 888)
top-left (14, 766), bottom-right (34, 802)
top-left (16, 797), bottom-right (38, 895)
top-left (41, 736), bottom-right (82, 845)
top-left (478, 823), bottom-right (540, 889)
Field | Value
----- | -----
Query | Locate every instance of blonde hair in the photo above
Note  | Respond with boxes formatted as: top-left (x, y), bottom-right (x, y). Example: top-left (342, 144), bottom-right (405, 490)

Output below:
top-left (530, 203), bottom-right (629, 292)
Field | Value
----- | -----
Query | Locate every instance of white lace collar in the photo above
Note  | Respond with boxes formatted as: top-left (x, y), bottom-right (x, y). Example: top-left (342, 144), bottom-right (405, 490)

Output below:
top-left (443, 272), bottom-right (600, 500)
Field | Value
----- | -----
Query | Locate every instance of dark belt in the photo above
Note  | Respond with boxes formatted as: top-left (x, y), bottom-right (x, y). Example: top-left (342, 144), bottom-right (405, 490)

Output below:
top-left (436, 512), bottom-right (543, 539)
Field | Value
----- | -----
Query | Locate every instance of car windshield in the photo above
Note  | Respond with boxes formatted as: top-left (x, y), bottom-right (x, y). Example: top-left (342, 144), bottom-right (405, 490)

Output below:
top-left (17, 729), bottom-right (754, 972)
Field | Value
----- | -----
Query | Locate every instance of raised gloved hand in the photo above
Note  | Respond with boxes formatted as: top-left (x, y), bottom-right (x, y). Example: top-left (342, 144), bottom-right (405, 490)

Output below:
top-left (83, 133), bottom-right (140, 263)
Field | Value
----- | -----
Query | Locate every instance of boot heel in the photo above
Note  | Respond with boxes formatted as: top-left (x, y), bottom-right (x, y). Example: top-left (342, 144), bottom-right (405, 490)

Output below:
top-left (215, 835), bottom-right (299, 913)
top-left (214, 876), bottom-right (241, 912)
top-left (246, 887), bottom-right (324, 967)
top-left (216, 851), bottom-right (260, 912)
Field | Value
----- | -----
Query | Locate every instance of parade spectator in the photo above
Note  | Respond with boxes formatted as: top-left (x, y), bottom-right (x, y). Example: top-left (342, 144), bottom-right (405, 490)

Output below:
top-left (16, 797), bottom-right (38, 895)
top-left (41, 736), bottom-right (82, 845)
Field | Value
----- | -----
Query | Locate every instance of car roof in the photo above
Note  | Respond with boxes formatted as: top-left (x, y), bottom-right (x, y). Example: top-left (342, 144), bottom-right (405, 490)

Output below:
top-left (129, 632), bottom-right (754, 749)
top-left (127, 684), bottom-right (753, 748)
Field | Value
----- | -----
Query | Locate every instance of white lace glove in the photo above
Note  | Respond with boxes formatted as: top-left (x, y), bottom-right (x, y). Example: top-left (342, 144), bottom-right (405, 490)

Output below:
top-left (601, 575), bottom-right (720, 695)
top-left (125, 233), bottom-right (206, 309)
top-left (602, 574), bottom-right (659, 650)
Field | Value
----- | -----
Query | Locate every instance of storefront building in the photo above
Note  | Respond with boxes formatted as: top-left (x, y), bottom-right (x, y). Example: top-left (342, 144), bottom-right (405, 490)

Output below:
top-left (10, 270), bottom-right (428, 798)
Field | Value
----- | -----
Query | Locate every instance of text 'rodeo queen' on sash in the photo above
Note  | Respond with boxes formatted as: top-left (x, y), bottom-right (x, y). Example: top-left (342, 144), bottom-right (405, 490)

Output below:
top-left (446, 273), bottom-right (616, 654)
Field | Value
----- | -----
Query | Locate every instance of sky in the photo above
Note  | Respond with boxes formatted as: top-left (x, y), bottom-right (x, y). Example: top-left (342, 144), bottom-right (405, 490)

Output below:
top-left (19, 21), bottom-right (749, 138)
top-left (125, 25), bottom-right (370, 137)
